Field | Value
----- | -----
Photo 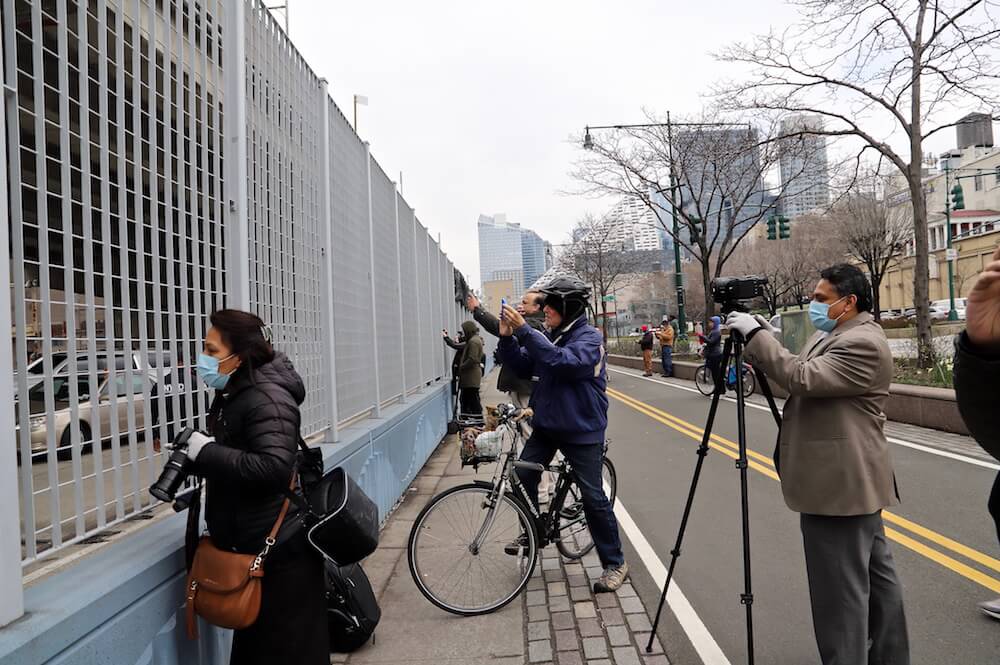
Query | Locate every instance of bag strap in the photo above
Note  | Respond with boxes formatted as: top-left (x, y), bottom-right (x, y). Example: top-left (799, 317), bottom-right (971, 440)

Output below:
top-left (252, 473), bottom-right (296, 571)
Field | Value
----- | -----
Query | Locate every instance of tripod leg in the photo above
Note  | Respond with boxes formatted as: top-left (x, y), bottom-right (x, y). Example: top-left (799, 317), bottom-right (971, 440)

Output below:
top-left (733, 338), bottom-right (755, 665)
top-left (646, 338), bottom-right (735, 654)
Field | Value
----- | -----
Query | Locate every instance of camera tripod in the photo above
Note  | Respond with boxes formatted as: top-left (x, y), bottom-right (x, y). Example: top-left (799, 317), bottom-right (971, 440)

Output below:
top-left (645, 325), bottom-right (783, 665)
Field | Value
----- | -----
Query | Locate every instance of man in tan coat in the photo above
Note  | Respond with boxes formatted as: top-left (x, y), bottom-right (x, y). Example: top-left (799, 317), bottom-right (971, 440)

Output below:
top-left (726, 263), bottom-right (909, 665)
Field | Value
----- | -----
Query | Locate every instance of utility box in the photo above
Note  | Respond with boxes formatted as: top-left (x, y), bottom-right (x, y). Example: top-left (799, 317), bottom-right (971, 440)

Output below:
top-left (780, 309), bottom-right (811, 355)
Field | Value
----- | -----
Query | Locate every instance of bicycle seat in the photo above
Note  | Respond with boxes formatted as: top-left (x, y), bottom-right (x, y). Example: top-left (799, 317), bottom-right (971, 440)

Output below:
top-left (513, 460), bottom-right (546, 473)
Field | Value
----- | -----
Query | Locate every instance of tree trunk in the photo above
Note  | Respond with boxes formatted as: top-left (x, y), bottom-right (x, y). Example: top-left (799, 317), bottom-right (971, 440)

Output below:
top-left (871, 273), bottom-right (883, 322)
top-left (910, 34), bottom-right (933, 368)
top-left (600, 299), bottom-right (609, 341)
top-left (701, 259), bottom-right (714, 328)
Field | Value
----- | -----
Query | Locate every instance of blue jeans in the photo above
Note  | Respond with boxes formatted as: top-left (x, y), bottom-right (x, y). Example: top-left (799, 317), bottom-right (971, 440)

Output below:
top-left (516, 428), bottom-right (625, 569)
top-left (661, 346), bottom-right (673, 376)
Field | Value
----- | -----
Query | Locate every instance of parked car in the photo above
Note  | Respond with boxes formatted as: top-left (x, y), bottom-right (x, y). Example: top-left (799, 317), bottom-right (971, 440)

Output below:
top-left (930, 298), bottom-right (966, 320)
top-left (15, 349), bottom-right (176, 398)
top-left (17, 370), bottom-right (158, 460)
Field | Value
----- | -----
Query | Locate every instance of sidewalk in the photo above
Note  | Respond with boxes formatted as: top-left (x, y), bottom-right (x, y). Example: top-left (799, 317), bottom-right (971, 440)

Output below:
top-left (338, 373), bottom-right (671, 665)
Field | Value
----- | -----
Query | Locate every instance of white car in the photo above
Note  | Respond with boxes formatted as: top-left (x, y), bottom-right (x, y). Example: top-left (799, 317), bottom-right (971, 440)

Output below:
top-left (930, 299), bottom-right (966, 320)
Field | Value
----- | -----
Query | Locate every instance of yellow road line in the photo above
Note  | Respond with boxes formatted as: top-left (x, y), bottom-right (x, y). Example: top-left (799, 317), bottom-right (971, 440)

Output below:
top-left (608, 386), bottom-right (1000, 575)
top-left (607, 387), bottom-right (1000, 593)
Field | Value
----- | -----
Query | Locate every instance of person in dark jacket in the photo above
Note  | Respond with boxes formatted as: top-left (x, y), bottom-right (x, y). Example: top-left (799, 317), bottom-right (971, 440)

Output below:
top-left (456, 320), bottom-right (484, 418)
top-left (498, 277), bottom-right (628, 592)
top-left (467, 291), bottom-right (547, 402)
top-left (442, 328), bottom-right (466, 398)
top-left (702, 315), bottom-right (723, 387)
top-left (639, 325), bottom-right (654, 376)
top-left (953, 243), bottom-right (1000, 620)
top-left (184, 309), bottom-right (328, 664)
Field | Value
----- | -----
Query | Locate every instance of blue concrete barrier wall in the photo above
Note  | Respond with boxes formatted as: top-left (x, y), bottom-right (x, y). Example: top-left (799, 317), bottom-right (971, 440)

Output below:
top-left (0, 384), bottom-right (451, 665)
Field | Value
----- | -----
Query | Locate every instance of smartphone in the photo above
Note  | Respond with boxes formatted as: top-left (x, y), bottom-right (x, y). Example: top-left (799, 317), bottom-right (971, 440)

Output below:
top-left (500, 298), bottom-right (506, 320)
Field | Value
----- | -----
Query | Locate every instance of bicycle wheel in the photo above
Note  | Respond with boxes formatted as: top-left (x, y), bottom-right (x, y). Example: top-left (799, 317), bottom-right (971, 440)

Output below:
top-left (556, 457), bottom-right (618, 560)
top-left (694, 365), bottom-right (714, 395)
top-left (408, 482), bottom-right (538, 616)
top-left (741, 366), bottom-right (756, 397)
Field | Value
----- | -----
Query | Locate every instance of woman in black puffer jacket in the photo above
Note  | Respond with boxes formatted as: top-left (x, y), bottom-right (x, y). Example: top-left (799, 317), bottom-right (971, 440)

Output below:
top-left (185, 309), bottom-right (328, 664)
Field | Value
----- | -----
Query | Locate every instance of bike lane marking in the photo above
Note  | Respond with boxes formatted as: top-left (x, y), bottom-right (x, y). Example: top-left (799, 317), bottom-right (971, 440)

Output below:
top-left (613, 493), bottom-right (733, 665)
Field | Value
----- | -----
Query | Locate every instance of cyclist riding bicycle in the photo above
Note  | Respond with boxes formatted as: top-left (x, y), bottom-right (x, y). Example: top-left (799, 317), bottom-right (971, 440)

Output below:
top-left (497, 276), bottom-right (629, 592)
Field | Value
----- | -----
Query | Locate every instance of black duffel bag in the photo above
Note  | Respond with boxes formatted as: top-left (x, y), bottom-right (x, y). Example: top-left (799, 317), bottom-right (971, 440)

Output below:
top-left (287, 439), bottom-right (380, 565)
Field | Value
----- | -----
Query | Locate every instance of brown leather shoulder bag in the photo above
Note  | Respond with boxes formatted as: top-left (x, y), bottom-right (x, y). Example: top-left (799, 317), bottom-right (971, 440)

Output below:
top-left (185, 476), bottom-right (295, 639)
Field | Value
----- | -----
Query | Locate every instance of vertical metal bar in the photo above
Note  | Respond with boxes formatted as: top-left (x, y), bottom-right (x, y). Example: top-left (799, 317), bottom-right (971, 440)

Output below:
top-left (224, 0), bottom-right (249, 309)
top-left (97, 0), bottom-right (125, 522)
top-left (393, 185), bottom-right (406, 402)
top-left (364, 142), bottom-right (381, 416)
top-left (319, 81), bottom-right (339, 440)
top-left (113, 0), bottom-right (141, 514)
top-left (0, 6), bottom-right (26, 624)
top-left (33, 0), bottom-right (63, 546)
top-left (4, 0), bottom-right (36, 560)
top-left (56, 0), bottom-right (86, 537)
top-left (412, 212), bottom-right (424, 387)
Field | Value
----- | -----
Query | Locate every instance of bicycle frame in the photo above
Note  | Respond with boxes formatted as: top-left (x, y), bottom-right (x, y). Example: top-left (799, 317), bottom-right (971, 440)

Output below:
top-left (469, 415), bottom-right (581, 552)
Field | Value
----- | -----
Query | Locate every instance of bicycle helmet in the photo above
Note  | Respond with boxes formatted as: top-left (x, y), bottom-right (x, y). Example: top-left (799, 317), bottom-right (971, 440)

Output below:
top-left (537, 276), bottom-right (591, 323)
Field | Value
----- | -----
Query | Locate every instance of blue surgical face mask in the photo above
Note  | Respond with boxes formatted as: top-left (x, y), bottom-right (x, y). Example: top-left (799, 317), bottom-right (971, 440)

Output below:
top-left (197, 352), bottom-right (236, 390)
top-left (809, 296), bottom-right (848, 333)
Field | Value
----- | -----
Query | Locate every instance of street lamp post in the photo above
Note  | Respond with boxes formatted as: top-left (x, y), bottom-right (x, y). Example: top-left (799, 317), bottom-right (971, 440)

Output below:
top-left (582, 117), bottom-right (748, 339)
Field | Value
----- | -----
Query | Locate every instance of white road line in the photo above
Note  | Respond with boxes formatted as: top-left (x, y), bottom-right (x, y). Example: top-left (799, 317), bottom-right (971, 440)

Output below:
top-left (608, 367), bottom-right (999, 471)
top-left (613, 494), bottom-right (731, 665)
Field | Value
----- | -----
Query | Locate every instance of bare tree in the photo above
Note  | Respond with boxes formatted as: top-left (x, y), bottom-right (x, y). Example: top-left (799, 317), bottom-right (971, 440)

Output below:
top-left (834, 174), bottom-right (914, 320)
top-left (728, 214), bottom-right (847, 315)
top-left (564, 213), bottom-right (643, 339)
top-left (571, 111), bottom-right (815, 326)
top-left (714, 0), bottom-right (1000, 365)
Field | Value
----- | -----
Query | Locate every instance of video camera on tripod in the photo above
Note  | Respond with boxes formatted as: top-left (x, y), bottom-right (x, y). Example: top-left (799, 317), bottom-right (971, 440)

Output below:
top-left (646, 275), bottom-right (782, 665)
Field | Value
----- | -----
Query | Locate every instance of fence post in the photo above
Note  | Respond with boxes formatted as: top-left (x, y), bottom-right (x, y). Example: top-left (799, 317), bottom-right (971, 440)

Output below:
top-left (412, 210), bottom-right (424, 390)
top-left (365, 143), bottom-right (382, 416)
top-left (393, 184), bottom-right (407, 403)
top-left (0, 65), bottom-right (25, 627)
top-left (223, 0), bottom-right (250, 310)
top-left (319, 81), bottom-right (339, 441)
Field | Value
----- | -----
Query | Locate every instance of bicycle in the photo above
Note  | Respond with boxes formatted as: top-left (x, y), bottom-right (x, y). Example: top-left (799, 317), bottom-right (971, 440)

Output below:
top-left (695, 358), bottom-right (756, 397)
top-left (407, 404), bottom-right (617, 616)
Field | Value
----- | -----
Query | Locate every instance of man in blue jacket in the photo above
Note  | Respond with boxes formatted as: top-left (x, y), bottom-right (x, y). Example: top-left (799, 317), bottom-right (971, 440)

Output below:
top-left (497, 276), bottom-right (628, 592)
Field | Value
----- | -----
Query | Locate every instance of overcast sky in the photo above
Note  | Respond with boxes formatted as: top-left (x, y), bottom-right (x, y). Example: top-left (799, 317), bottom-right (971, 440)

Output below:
top-left (285, 0), bottom-right (967, 288)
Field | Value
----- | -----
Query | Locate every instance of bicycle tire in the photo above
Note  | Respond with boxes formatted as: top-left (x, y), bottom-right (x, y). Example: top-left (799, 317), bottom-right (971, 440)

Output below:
top-left (694, 365), bottom-right (714, 396)
top-left (408, 482), bottom-right (538, 616)
top-left (556, 456), bottom-right (618, 560)
top-left (742, 366), bottom-right (756, 398)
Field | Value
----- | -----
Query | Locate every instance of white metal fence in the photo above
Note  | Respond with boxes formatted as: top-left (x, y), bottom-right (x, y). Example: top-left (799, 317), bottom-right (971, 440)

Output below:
top-left (0, 0), bottom-right (464, 602)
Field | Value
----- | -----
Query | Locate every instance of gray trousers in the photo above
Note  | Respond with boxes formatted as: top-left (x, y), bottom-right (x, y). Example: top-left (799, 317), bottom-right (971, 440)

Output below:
top-left (800, 512), bottom-right (909, 665)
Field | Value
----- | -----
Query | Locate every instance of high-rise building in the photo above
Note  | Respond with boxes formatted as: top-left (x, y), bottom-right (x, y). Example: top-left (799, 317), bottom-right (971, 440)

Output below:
top-left (779, 115), bottom-right (830, 219)
top-left (477, 214), bottom-right (547, 293)
top-left (674, 127), bottom-right (768, 242)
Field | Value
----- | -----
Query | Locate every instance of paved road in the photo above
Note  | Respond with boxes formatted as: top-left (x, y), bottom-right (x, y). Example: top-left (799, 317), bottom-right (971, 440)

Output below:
top-left (605, 366), bottom-right (1000, 665)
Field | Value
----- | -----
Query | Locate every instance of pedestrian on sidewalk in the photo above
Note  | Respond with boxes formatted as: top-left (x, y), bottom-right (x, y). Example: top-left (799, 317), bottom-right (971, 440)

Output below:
top-left (657, 315), bottom-right (676, 377)
top-left (442, 327), bottom-right (466, 400)
top-left (953, 242), bottom-right (1000, 621)
top-left (497, 276), bottom-right (629, 593)
top-left (639, 325), bottom-right (654, 376)
top-left (726, 264), bottom-right (909, 665)
top-left (467, 291), bottom-right (558, 498)
top-left (186, 309), bottom-right (328, 664)
top-left (455, 320), bottom-right (484, 419)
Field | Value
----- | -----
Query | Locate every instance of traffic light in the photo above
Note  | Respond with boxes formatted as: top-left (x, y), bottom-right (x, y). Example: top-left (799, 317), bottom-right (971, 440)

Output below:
top-left (951, 183), bottom-right (965, 211)
top-left (766, 216), bottom-right (777, 240)
top-left (778, 216), bottom-right (791, 239)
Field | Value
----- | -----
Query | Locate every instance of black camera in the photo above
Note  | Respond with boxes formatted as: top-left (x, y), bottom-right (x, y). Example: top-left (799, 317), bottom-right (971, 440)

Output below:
top-left (149, 427), bottom-right (196, 503)
top-left (711, 276), bottom-right (768, 313)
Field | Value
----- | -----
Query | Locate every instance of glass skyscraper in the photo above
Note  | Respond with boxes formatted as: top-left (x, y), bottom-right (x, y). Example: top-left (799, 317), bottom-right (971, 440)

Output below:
top-left (478, 214), bottom-right (547, 291)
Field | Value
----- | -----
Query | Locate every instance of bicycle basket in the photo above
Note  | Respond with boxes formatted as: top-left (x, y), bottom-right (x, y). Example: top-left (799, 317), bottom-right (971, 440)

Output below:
top-left (459, 427), bottom-right (503, 466)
